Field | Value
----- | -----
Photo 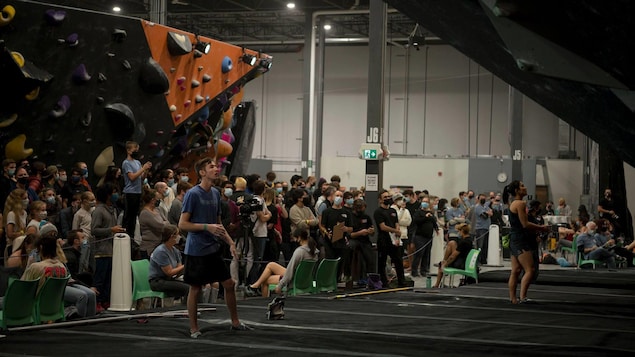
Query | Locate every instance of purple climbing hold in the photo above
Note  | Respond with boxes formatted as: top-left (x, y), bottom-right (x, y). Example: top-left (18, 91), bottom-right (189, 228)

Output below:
top-left (184, 100), bottom-right (192, 108)
top-left (176, 76), bottom-right (186, 85)
top-left (66, 33), bottom-right (79, 46)
top-left (72, 64), bottom-right (91, 83)
top-left (49, 95), bottom-right (71, 118)
top-left (44, 9), bottom-right (66, 25)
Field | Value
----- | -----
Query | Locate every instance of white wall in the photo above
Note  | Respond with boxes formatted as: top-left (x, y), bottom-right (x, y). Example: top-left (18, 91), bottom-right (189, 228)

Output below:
top-left (242, 44), bottom-right (589, 202)
top-left (545, 159), bottom-right (584, 209)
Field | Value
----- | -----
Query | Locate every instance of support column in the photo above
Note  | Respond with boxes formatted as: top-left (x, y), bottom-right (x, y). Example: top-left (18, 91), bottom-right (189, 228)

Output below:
top-left (365, 0), bottom-right (387, 215)
top-left (301, 11), bottom-right (313, 178)
top-left (148, 0), bottom-right (166, 25)
top-left (509, 86), bottom-right (523, 182)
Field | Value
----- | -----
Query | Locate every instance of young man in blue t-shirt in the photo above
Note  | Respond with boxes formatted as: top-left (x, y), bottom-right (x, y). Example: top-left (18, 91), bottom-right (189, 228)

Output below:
top-left (178, 157), bottom-right (251, 338)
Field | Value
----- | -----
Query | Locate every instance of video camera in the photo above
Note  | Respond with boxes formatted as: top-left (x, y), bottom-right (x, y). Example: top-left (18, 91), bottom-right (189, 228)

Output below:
top-left (238, 197), bottom-right (263, 216)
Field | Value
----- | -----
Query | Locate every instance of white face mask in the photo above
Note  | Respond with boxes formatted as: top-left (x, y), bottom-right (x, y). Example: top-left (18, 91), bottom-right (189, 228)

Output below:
top-left (180, 176), bottom-right (189, 183)
top-left (22, 199), bottom-right (30, 208)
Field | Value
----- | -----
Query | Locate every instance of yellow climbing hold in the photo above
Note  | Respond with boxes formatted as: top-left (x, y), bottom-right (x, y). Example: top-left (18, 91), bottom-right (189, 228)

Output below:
top-left (5, 134), bottom-right (33, 161)
top-left (11, 51), bottom-right (24, 68)
top-left (25, 87), bottom-right (40, 100)
top-left (0, 113), bottom-right (18, 128)
top-left (0, 5), bottom-right (16, 27)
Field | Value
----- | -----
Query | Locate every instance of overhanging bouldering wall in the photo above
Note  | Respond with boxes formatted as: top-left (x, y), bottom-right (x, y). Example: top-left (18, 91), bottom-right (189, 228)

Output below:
top-left (0, 0), bottom-right (271, 183)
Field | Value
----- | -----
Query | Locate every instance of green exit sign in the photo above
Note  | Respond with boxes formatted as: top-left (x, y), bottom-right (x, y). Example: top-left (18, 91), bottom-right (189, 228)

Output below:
top-left (363, 149), bottom-right (377, 159)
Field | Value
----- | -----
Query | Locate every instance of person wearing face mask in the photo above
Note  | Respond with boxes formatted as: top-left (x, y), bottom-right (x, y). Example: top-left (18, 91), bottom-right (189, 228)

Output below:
top-left (25, 200), bottom-right (48, 236)
top-left (91, 183), bottom-right (126, 311)
top-left (411, 197), bottom-right (439, 277)
top-left (153, 181), bottom-right (173, 221)
top-left (72, 191), bottom-right (96, 238)
top-left (349, 199), bottom-right (376, 284)
top-left (40, 187), bottom-right (62, 226)
top-left (74, 161), bottom-right (92, 191)
top-left (288, 188), bottom-right (318, 234)
top-left (73, 191), bottom-right (96, 274)
top-left (390, 193), bottom-right (412, 249)
top-left (58, 193), bottom-right (81, 239)
top-left (139, 187), bottom-right (168, 259)
top-left (172, 168), bottom-right (190, 191)
top-left (598, 188), bottom-right (622, 237)
top-left (576, 221), bottom-right (617, 269)
top-left (148, 224), bottom-right (189, 300)
top-left (374, 189), bottom-right (406, 288)
top-left (14, 166), bottom-right (39, 203)
top-left (122, 141), bottom-right (152, 239)
top-left (319, 189), bottom-right (354, 280)
top-left (473, 194), bottom-right (493, 265)
top-left (61, 167), bottom-right (89, 207)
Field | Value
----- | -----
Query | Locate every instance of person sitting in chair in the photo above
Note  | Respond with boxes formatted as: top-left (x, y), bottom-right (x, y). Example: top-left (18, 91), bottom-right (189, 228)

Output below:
top-left (244, 228), bottom-right (318, 297)
top-left (148, 224), bottom-right (189, 300)
top-left (576, 221), bottom-right (617, 269)
top-left (432, 223), bottom-right (473, 288)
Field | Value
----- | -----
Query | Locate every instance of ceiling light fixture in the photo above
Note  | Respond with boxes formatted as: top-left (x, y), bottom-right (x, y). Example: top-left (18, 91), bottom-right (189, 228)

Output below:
top-left (194, 35), bottom-right (211, 55)
top-left (259, 58), bottom-right (273, 70)
top-left (323, 24), bottom-right (332, 31)
top-left (286, 2), bottom-right (296, 9)
top-left (112, 6), bottom-right (121, 12)
top-left (241, 53), bottom-right (257, 66)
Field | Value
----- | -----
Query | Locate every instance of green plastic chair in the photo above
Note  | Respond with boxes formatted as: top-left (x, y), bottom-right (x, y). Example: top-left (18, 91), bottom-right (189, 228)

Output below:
top-left (0, 279), bottom-right (40, 330)
top-left (315, 258), bottom-right (341, 293)
top-left (561, 235), bottom-right (577, 261)
top-left (442, 249), bottom-right (480, 288)
top-left (34, 276), bottom-right (70, 324)
top-left (576, 245), bottom-right (604, 269)
top-left (130, 260), bottom-right (165, 310)
top-left (289, 259), bottom-right (317, 295)
top-left (289, 259), bottom-right (317, 296)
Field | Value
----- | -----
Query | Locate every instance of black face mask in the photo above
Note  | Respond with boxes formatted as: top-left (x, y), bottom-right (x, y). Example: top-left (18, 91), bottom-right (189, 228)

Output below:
top-left (468, 195), bottom-right (474, 199)
top-left (71, 176), bottom-right (81, 184)
top-left (480, 198), bottom-right (486, 205)
top-left (302, 197), bottom-right (311, 206)
top-left (383, 198), bottom-right (393, 206)
top-left (17, 177), bottom-right (29, 185)
top-left (131, 151), bottom-right (141, 160)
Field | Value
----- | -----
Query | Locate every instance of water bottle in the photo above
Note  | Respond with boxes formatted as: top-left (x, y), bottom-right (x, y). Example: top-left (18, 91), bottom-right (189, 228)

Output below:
top-left (425, 275), bottom-right (432, 288)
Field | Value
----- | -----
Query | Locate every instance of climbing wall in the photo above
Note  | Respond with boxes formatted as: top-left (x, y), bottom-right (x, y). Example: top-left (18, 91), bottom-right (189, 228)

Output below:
top-left (0, 0), bottom-right (270, 181)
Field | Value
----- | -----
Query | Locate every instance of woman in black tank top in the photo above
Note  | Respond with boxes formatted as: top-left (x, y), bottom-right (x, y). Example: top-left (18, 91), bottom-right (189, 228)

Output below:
top-left (502, 181), bottom-right (548, 304)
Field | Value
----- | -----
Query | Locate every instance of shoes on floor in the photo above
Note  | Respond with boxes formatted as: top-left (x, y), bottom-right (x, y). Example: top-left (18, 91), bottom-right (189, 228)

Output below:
top-left (230, 322), bottom-right (253, 331)
top-left (190, 330), bottom-right (202, 339)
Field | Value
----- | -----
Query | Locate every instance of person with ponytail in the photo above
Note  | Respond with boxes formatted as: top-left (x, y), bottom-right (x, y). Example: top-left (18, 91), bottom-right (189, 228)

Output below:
top-left (503, 180), bottom-right (549, 304)
top-left (244, 228), bottom-right (318, 297)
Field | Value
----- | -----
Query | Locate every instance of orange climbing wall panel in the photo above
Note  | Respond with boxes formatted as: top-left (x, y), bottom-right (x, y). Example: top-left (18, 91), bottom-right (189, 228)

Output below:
top-left (141, 20), bottom-right (259, 127)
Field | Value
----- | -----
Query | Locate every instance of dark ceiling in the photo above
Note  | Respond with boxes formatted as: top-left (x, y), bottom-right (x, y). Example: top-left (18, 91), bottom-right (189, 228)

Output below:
top-left (51, 0), bottom-right (419, 52)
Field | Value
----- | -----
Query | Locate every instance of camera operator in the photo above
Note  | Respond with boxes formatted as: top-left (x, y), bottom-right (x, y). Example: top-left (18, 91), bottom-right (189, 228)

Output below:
top-left (250, 180), bottom-right (271, 264)
top-left (598, 188), bottom-right (622, 237)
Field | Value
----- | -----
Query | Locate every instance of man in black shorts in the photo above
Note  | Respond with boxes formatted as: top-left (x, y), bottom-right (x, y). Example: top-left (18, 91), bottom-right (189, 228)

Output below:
top-left (179, 157), bottom-right (251, 338)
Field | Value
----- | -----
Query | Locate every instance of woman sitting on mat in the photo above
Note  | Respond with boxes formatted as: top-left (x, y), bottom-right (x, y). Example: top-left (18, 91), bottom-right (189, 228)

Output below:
top-left (432, 223), bottom-right (473, 288)
top-left (244, 228), bottom-right (318, 297)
